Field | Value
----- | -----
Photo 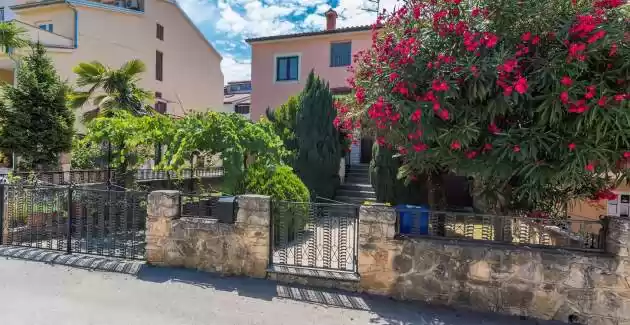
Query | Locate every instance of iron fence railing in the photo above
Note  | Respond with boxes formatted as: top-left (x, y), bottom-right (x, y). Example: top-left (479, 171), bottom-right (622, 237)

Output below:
top-left (395, 207), bottom-right (608, 251)
top-left (0, 170), bottom-right (112, 185)
top-left (0, 184), bottom-right (147, 259)
top-left (0, 167), bottom-right (224, 185)
top-left (270, 201), bottom-right (360, 273)
top-left (136, 167), bottom-right (224, 181)
top-left (180, 193), bottom-right (221, 219)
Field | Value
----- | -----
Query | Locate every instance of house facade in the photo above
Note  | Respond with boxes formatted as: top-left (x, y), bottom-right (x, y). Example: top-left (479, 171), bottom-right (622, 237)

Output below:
top-left (0, 0), bottom-right (224, 132)
top-left (223, 80), bottom-right (251, 119)
top-left (247, 9), bottom-right (372, 164)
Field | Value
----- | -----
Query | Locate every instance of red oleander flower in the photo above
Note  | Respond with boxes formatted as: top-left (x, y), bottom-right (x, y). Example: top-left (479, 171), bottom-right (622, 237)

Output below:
top-left (521, 32), bottom-right (532, 42)
top-left (410, 109), bottom-right (422, 122)
top-left (398, 146), bottom-right (408, 155)
top-left (568, 143), bottom-right (576, 151)
top-left (488, 122), bottom-right (500, 134)
top-left (483, 143), bottom-right (493, 152)
top-left (560, 92), bottom-right (570, 104)
top-left (432, 79), bottom-right (449, 92)
top-left (623, 151), bottom-right (630, 159)
top-left (413, 143), bottom-right (429, 152)
top-left (389, 72), bottom-right (399, 82)
top-left (438, 109), bottom-right (450, 120)
top-left (466, 150), bottom-right (478, 159)
top-left (561, 76), bottom-right (573, 87)
top-left (450, 140), bottom-right (461, 150)
top-left (585, 163), bottom-right (595, 172)
top-left (513, 145), bottom-right (521, 153)
top-left (598, 96), bottom-right (608, 107)
top-left (514, 78), bottom-right (528, 94)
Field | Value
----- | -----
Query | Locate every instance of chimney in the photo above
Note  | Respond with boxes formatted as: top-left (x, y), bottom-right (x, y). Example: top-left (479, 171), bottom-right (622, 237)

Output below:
top-left (325, 9), bottom-right (338, 31)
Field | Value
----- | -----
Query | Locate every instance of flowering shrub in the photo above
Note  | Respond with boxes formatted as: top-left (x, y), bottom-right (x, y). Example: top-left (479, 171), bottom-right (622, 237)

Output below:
top-left (336, 0), bottom-right (630, 212)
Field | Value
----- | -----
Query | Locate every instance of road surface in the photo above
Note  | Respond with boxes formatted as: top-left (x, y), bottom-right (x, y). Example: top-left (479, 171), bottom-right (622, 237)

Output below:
top-left (0, 257), bottom-right (562, 325)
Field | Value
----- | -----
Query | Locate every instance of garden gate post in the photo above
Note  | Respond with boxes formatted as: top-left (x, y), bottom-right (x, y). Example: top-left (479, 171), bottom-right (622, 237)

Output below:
top-left (0, 184), bottom-right (4, 245)
top-left (66, 186), bottom-right (74, 254)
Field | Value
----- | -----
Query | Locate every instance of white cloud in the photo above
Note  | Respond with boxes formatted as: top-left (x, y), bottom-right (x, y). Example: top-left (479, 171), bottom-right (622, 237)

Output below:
top-left (177, 0), bottom-right (218, 24)
top-left (221, 55), bottom-right (252, 84)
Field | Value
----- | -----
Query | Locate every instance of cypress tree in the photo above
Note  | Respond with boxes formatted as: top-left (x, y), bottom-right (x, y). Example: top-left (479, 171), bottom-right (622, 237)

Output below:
top-left (295, 71), bottom-right (341, 198)
top-left (0, 43), bottom-right (74, 169)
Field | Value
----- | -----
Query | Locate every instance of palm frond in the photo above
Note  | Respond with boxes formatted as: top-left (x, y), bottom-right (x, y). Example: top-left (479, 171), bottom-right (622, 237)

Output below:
top-left (0, 22), bottom-right (28, 51)
top-left (120, 59), bottom-right (146, 76)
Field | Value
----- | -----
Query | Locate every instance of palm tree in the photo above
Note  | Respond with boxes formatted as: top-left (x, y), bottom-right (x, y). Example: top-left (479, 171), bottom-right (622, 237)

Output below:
top-left (69, 59), bottom-right (153, 121)
top-left (0, 21), bottom-right (28, 53)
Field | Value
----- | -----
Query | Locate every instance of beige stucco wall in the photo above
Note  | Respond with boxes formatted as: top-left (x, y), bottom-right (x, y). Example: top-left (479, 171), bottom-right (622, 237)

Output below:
top-left (11, 0), bottom-right (224, 131)
top-left (250, 30), bottom-right (371, 120)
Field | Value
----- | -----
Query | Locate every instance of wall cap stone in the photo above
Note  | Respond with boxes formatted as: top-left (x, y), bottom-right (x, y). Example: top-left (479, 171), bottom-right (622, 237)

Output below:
top-left (360, 205), bottom-right (396, 224)
top-left (148, 190), bottom-right (181, 219)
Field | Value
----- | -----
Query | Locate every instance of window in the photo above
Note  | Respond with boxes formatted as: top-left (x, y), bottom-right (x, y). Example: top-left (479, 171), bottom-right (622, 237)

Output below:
top-left (38, 23), bottom-right (53, 33)
top-left (330, 42), bottom-right (351, 67)
top-left (156, 51), bottom-right (163, 81)
top-left (235, 104), bottom-right (250, 114)
top-left (276, 56), bottom-right (299, 81)
top-left (155, 92), bottom-right (167, 113)
top-left (156, 23), bottom-right (164, 41)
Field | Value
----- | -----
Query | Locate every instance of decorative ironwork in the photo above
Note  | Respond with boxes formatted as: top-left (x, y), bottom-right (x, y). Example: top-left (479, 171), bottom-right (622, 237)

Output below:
top-left (136, 167), bottom-right (224, 181)
top-left (271, 201), bottom-right (359, 273)
top-left (180, 194), bottom-right (221, 218)
top-left (1, 184), bottom-right (146, 259)
top-left (395, 208), bottom-right (608, 251)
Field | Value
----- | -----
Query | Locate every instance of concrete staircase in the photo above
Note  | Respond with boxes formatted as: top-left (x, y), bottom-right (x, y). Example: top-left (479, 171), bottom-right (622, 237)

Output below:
top-left (334, 164), bottom-right (377, 205)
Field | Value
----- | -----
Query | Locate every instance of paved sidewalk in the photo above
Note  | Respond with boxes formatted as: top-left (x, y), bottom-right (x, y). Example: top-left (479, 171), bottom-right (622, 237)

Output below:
top-left (0, 257), bottom-right (563, 325)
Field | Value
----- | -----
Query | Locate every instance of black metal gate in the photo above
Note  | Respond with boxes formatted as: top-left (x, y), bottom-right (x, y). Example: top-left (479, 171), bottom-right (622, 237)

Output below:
top-left (270, 201), bottom-right (359, 274)
top-left (0, 184), bottom-right (147, 260)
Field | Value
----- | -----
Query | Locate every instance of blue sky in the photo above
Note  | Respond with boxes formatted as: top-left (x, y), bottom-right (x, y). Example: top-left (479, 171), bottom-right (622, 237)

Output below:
top-left (177, 0), bottom-right (401, 83)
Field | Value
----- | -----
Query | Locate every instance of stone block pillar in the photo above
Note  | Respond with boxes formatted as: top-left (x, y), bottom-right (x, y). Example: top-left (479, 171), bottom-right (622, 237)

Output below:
top-left (606, 216), bottom-right (630, 258)
top-left (234, 194), bottom-right (271, 277)
top-left (1, 185), bottom-right (7, 245)
top-left (358, 204), bottom-right (400, 295)
top-left (146, 190), bottom-right (180, 266)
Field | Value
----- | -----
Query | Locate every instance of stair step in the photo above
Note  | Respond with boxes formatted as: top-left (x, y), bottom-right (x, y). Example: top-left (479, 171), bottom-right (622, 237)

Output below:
top-left (336, 189), bottom-right (376, 198)
top-left (267, 265), bottom-right (360, 282)
top-left (346, 178), bottom-right (370, 184)
top-left (340, 183), bottom-right (374, 190)
top-left (334, 196), bottom-right (377, 204)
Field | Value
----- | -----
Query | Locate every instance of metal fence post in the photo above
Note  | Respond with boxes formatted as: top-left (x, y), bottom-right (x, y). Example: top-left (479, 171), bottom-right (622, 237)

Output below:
top-left (0, 184), bottom-right (4, 245)
top-left (66, 186), bottom-right (74, 254)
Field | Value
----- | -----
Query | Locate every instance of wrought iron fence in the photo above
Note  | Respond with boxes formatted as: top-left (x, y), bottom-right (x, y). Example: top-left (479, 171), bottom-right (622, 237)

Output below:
top-left (0, 184), bottom-right (147, 259)
top-left (1, 170), bottom-right (112, 186)
top-left (180, 193), bottom-right (221, 218)
top-left (271, 201), bottom-right (359, 273)
top-left (395, 207), bottom-right (608, 251)
top-left (136, 167), bottom-right (224, 181)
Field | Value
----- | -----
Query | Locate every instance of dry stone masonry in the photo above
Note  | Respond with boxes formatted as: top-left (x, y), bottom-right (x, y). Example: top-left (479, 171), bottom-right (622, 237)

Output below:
top-left (146, 191), bottom-right (270, 278)
top-left (146, 192), bottom-right (630, 325)
top-left (358, 205), bottom-right (630, 325)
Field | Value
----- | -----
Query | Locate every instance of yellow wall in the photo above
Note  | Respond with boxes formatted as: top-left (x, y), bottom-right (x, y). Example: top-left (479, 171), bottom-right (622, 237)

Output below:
top-left (15, 5), bottom-right (76, 40)
top-left (12, 0), bottom-right (224, 131)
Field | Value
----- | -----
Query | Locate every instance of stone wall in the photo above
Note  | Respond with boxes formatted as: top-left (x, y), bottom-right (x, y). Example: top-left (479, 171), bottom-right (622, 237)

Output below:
top-left (146, 191), bottom-right (270, 278)
top-left (358, 205), bottom-right (630, 325)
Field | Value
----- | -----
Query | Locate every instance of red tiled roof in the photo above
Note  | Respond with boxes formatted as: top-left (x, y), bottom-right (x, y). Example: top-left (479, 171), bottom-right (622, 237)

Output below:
top-left (245, 25), bottom-right (372, 43)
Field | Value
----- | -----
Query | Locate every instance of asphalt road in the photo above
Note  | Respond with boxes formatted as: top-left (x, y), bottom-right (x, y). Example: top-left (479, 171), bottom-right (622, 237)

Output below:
top-left (0, 257), bottom-right (562, 325)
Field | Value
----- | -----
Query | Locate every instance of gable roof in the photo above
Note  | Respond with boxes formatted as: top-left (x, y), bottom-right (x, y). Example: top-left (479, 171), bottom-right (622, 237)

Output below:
top-left (11, 0), bottom-right (222, 60)
top-left (224, 93), bottom-right (250, 104)
top-left (246, 25), bottom-right (371, 44)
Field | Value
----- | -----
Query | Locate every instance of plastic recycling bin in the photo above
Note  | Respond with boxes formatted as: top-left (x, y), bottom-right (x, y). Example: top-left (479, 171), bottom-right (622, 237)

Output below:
top-left (396, 205), bottom-right (429, 235)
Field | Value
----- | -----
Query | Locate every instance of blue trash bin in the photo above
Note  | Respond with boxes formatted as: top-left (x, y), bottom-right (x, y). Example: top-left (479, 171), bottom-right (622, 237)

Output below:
top-left (396, 205), bottom-right (429, 235)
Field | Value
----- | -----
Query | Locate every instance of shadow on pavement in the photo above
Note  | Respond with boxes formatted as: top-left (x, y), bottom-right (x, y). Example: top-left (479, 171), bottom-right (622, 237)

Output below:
top-left (0, 246), bottom-right (143, 275)
top-left (137, 265), bottom-right (565, 325)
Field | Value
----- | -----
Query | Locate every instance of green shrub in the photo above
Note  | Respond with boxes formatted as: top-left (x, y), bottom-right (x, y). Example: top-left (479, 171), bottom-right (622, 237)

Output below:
top-left (244, 162), bottom-right (309, 244)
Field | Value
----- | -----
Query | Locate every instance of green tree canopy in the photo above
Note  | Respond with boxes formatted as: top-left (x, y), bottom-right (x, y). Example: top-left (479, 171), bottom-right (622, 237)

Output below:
top-left (79, 111), bottom-right (287, 193)
top-left (336, 0), bottom-right (630, 214)
top-left (0, 43), bottom-right (74, 169)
